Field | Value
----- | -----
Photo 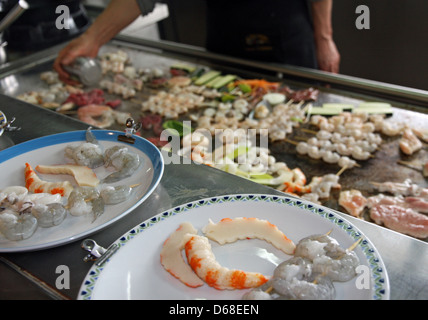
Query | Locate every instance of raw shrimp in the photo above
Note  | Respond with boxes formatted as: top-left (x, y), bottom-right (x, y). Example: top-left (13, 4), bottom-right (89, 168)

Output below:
top-left (339, 189), bottom-right (367, 218)
top-left (31, 203), bottom-right (68, 228)
top-left (202, 217), bottom-right (295, 255)
top-left (184, 234), bottom-right (269, 290)
top-left (67, 186), bottom-right (104, 222)
top-left (399, 128), bottom-right (422, 155)
top-left (99, 185), bottom-right (132, 205)
top-left (243, 256), bottom-right (335, 300)
top-left (0, 209), bottom-right (38, 241)
top-left (65, 128), bottom-right (105, 169)
top-left (102, 146), bottom-right (140, 183)
top-left (77, 104), bottom-right (115, 128)
top-left (160, 222), bottom-right (204, 288)
top-left (294, 234), bottom-right (360, 282)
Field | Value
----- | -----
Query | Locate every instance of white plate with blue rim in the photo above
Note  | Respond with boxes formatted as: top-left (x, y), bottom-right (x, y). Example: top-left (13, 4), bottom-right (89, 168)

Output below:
top-left (78, 194), bottom-right (389, 300)
top-left (0, 129), bottom-right (164, 252)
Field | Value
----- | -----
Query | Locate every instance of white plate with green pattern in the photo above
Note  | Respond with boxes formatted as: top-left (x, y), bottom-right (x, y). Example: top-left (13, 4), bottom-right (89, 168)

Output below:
top-left (78, 194), bottom-right (389, 300)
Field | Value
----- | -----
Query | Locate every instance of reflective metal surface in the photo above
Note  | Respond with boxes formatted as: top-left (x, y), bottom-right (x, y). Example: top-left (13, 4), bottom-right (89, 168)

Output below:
top-left (0, 37), bottom-right (427, 300)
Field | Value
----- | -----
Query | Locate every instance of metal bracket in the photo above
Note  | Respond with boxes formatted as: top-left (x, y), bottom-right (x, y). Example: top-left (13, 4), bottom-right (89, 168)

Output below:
top-left (81, 239), bottom-right (119, 266)
top-left (117, 117), bottom-right (141, 144)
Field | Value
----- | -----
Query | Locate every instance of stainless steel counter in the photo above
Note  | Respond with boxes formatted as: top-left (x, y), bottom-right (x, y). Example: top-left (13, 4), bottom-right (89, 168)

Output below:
top-left (0, 94), bottom-right (427, 300)
top-left (0, 38), bottom-right (428, 300)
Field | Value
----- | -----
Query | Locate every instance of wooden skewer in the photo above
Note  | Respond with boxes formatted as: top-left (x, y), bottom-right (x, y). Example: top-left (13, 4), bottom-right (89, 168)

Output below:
top-left (300, 128), bottom-right (318, 134)
top-left (397, 160), bottom-right (422, 172)
top-left (58, 110), bottom-right (78, 115)
top-left (293, 136), bottom-right (309, 141)
top-left (347, 238), bottom-right (362, 252)
top-left (285, 138), bottom-right (299, 146)
top-left (264, 286), bottom-right (273, 294)
top-left (336, 166), bottom-right (348, 177)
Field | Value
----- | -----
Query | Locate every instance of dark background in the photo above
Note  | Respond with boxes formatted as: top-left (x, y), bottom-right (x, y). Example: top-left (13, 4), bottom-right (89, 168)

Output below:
top-left (157, 0), bottom-right (428, 91)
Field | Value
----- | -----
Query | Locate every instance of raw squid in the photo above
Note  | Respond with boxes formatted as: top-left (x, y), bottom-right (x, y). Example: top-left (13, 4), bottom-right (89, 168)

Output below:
top-left (160, 222), bottom-right (204, 288)
top-left (202, 217), bottom-right (295, 255)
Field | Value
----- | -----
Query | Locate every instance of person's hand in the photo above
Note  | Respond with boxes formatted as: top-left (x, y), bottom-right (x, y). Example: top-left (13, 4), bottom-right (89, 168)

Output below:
top-left (53, 33), bottom-right (101, 85)
top-left (315, 37), bottom-right (340, 74)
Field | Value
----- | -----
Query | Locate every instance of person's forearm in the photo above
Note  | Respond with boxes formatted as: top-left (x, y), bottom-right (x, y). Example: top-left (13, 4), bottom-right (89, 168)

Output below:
top-left (85, 0), bottom-right (142, 47)
top-left (311, 0), bottom-right (334, 43)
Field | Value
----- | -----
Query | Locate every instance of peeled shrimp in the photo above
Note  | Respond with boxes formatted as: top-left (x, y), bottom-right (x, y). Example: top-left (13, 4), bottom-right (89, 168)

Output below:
top-left (99, 185), bottom-right (132, 205)
top-left (31, 203), bottom-right (68, 228)
top-left (102, 146), bottom-right (140, 183)
top-left (0, 209), bottom-right (38, 241)
top-left (399, 128), bottom-right (422, 155)
top-left (67, 186), bottom-right (104, 222)
top-left (294, 234), bottom-right (360, 282)
top-left (339, 190), bottom-right (367, 218)
top-left (77, 104), bottom-right (115, 128)
top-left (184, 234), bottom-right (269, 290)
top-left (160, 222), bottom-right (204, 288)
top-left (202, 217), bottom-right (295, 255)
top-left (65, 128), bottom-right (104, 169)
top-left (243, 256), bottom-right (335, 300)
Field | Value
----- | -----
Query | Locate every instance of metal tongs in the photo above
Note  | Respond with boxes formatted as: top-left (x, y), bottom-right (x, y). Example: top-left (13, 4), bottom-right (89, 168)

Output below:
top-left (0, 116), bottom-right (20, 132)
top-left (81, 239), bottom-right (119, 266)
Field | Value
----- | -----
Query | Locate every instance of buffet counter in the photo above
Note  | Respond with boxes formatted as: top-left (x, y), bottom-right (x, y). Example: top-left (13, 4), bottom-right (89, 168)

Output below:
top-left (0, 37), bottom-right (427, 300)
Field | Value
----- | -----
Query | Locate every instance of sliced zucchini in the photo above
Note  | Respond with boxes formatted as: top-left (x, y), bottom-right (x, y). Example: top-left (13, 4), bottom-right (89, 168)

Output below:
top-left (354, 102), bottom-right (393, 115)
top-left (212, 75), bottom-right (236, 89)
top-left (322, 103), bottom-right (354, 111)
top-left (170, 63), bottom-right (196, 74)
top-left (357, 102), bottom-right (392, 109)
top-left (194, 70), bottom-right (221, 85)
top-left (306, 106), bottom-right (344, 116)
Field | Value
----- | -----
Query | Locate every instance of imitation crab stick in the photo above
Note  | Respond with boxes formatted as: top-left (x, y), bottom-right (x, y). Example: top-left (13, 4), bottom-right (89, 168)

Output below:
top-left (184, 234), bottom-right (269, 290)
top-left (202, 217), bottom-right (295, 255)
top-left (160, 222), bottom-right (204, 288)
top-left (24, 163), bottom-right (74, 198)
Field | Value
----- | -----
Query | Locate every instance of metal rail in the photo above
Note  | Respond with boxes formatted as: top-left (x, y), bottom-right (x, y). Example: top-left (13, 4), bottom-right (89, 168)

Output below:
top-left (113, 35), bottom-right (428, 108)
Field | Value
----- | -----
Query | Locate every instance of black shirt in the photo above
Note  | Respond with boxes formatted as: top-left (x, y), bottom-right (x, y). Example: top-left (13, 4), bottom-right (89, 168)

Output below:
top-left (137, 0), bottom-right (317, 68)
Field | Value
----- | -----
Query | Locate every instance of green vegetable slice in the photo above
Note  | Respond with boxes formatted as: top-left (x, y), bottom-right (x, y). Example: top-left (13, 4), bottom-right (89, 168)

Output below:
top-left (162, 120), bottom-right (193, 137)
top-left (194, 71), bottom-right (221, 85)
